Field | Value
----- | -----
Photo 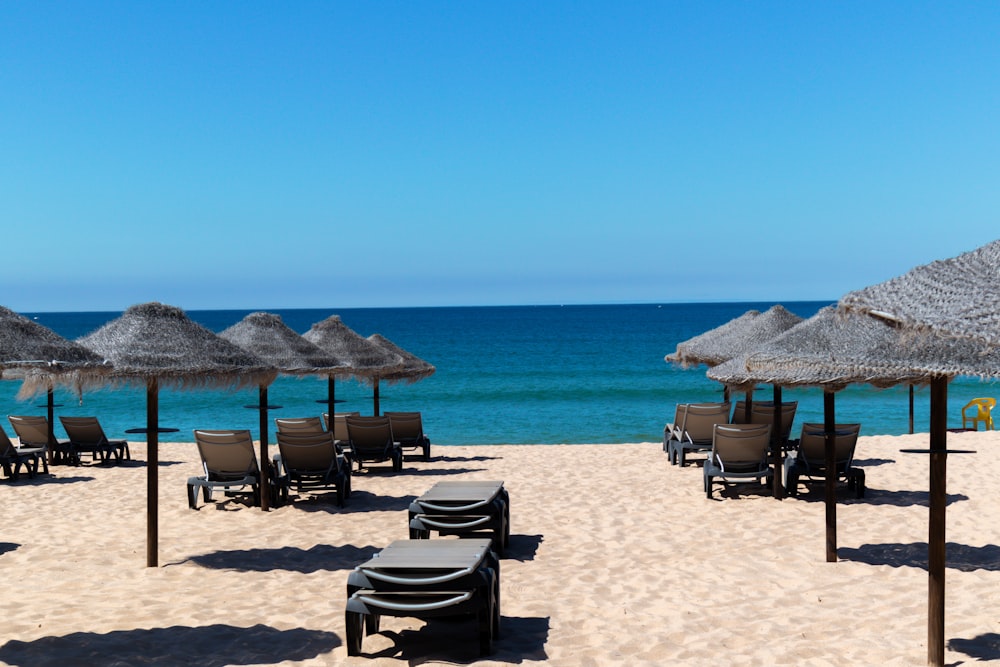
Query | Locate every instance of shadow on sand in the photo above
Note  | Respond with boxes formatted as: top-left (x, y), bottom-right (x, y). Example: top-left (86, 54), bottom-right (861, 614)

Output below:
top-left (504, 534), bottom-right (543, 562)
top-left (0, 624), bottom-right (340, 667)
top-left (361, 615), bottom-right (549, 665)
top-left (288, 490), bottom-right (417, 514)
top-left (949, 632), bottom-right (1000, 662)
top-left (174, 543), bottom-right (382, 573)
top-left (0, 542), bottom-right (19, 556)
top-left (838, 542), bottom-right (1000, 572)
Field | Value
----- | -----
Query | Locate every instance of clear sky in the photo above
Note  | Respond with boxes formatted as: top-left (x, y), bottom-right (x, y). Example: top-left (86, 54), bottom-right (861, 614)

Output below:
top-left (2, 2), bottom-right (998, 312)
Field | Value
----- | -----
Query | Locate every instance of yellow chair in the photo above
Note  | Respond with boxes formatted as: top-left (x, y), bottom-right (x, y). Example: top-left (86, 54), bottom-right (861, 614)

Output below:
top-left (961, 398), bottom-right (996, 430)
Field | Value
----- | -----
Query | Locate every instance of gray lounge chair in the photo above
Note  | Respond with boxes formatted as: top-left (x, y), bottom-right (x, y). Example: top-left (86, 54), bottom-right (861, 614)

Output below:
top-left (667, 402), bottom-right (731, 466)
top-left (58, 416), bottom-right (130, 463)
top-left (663, 403), bottom-right (687, 452)
top-left (274, 416), bottom-right (326, 435)
top-left (345, 415), bottom-right (403, 472)
top-left (0, 425), bottom-right (45, 480)
top-left (274, 430), bottom-right (351, 506)
top-left (784, 423), bottom-right (864, 498)
top-left (8, 415), bottom-right (63, 466)
top-left (384, 411), bottom-right (431, 461)
top-left (704, 423), bottom-right (773, 499)
top-left (188, 429), bottom-right (270, 509)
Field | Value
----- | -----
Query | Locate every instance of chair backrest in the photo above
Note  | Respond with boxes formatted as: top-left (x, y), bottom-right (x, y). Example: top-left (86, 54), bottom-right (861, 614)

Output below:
top-left (274, 417), bottom-right (326, 435)
top-left (192, 429), bottom-right (259, 479)
top-left (59, 416), bottom-right (107, 444)
top-left (710, 423), bottom-right (772, 467)
top-left (8, 415), bottom-right (52, 447)
top-left (797, 423), bottom-right (861, 469)
top-left (680, 403), bottom-right (731, 444)
top-left (345, 415), bottom-right (394, 454)
top-left (326, 412), bottom-right (360, 441)
top-left (384, 411), bottom-right (424, 443)
top-left (275, 431), bottom-right (339, 472)
top-left (749, 401), bottom-right (798, 439)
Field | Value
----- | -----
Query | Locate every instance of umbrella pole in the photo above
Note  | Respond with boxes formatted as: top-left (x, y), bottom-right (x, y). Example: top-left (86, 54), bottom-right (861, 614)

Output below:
top-left (823, 391), bottom-right (837, 563)
top-left (772, 385), bottom-right (784, 498)
top-left (328, 376), bottom-right (336, 418)
top-left (147, 378), bottom-right (159, 568)
top-left (909, 384), bottom-right (915, 435)
top-left (47, 384), bottom-right (56, 464)
top-left (373, 379), bottom-right (380, 416)
top-left (928, 376), bottom-right (948, 666)
top-left (259, 384), bottom-right (270, 512)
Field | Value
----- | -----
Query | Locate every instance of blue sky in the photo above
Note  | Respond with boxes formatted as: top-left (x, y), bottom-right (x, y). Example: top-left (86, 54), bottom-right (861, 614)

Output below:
top-left (2, 2), bottom-right (998, 312)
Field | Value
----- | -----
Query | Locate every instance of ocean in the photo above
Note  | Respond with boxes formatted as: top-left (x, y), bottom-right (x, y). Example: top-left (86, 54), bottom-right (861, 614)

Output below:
top-left (4, 302), bottom-right (997, 445)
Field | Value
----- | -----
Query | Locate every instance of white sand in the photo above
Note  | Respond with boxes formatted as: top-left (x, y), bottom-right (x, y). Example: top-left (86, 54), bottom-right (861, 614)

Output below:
top-left (2, 431), bottom-right (1000, 666)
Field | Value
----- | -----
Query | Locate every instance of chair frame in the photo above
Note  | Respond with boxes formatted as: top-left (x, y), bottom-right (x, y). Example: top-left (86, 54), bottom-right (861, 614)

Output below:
top-left (345, 415), bottom-right (403, 472)
top-left (274, 430), bottom-right (351, 506)
top-left (668, 402), bottom-right (732, 466)
top-left (704, 423), bottom-right (773, 499)
top-left (384, 411), bottom-right (431, 461)
top-left (0, 425), bottom-right (44, 480)
top-left (188, 429), bottom-right (276, 509)
top-left (784, 423), bottom-right (864, 499)
top-left (58, 416), bottom-right (130, 464)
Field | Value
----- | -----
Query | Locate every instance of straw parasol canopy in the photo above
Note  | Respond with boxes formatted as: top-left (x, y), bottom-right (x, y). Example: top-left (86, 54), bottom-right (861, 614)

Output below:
top-left (364, 333), bottom-right (435, 415)
top-left (665, 304), bottom-right (805, 368)
top-left (707, 306), bottom-right (1000, 391)
top-left (220, 312), bottom-right (347, 376)
top-left (303, 315), bottom-right (404, 415)
top-left (77, 302), bottom-right (277, 567)
top-left (219, 311), bottom-right (349, 511)
top-left (838, 238), bottom-right (1000, 347)
top-left (0, 305), bottom-right (110, 398)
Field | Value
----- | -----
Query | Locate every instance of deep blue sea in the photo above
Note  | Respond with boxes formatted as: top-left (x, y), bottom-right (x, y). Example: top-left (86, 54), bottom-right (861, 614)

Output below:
top-left (4, 302), bottom-right (997, 445)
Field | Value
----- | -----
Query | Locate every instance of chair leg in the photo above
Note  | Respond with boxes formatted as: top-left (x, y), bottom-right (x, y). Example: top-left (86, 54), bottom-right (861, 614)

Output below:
top-left (187, 483), bottom-right (198, 509)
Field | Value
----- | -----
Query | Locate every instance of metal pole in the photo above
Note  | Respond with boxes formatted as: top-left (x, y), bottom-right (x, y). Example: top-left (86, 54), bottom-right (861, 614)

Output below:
top-left (910, 384), bottom-right (915, 435)
top-left (927, 376), bottom-right (948, 666)
top-left (823, 390), bottom-right (837, 563)
top-left (146, 378), bottom-right (159, 568)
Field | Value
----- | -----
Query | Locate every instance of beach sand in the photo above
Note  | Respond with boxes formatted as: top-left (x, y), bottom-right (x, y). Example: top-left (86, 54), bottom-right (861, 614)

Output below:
top-left (2, 431), bottom-right (1000, 666)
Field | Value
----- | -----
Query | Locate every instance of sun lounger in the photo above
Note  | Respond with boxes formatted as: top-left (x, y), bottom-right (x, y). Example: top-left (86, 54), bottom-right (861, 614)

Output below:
top-left (274, 430), bottom-right (351, 506)
top-left (704, 423), bottom-right (773, 499)
top-left (663, 403), bottom-right (687, 452)
top-left (384, 411), bottom-right (431, 461)
top-left (274, 416), bottom-right (326, 434)
top-left (58, 416), bottom-right (130, 464)
top-left (188, 429), bottom-right (276, 509)
top-left (667, 402), bottom-right (731, 466)
top-left (0, 424), bottom-right (45, 480)
top-left (408, 480), bottom-right (510, 553)
top-left (784, 423), bottom-right (864, 498)
top-left (345, 538), bottom-right (500, 657)
top-left (8, 415), bottom-right (65, 466)
top-left (345, 415), bottom-right (403, 472)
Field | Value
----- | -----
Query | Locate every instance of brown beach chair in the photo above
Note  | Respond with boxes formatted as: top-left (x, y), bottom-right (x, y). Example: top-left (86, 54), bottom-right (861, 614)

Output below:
top-left (274, 416), bottom-right (326, 435)
top-left (384, 411), bottom-right (431, 461)
top-left (784, 423), bottom-right (864, 498)
top-left (8, 415), bottom-right (64, 466)
top-left (58, 416), bottom-right (130, 463)
top-left (274, 430), bottom-right (351, 506)
top-left (663, 403), bottom-right (688, 452)
top-left (667, 402), bottom-right (731, 466)
top-left (188, 429), bottom-right (266, 509)
top-left (345, 415), bottom-right (403, 472)
top-left (704, 423), bottom-right (773, 499)
top-left (0, 424), bottom-right (45, 480)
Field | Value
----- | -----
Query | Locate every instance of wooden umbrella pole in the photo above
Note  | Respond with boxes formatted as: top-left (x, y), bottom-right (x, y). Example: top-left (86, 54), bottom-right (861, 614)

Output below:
top-left (772, 385), bottom-right (784, 499)
top-left (373, 379), bottom-right (380, 416)
top-left (259, 384), bottom-right (270, 512)
top-left (910, 384), bottom-right (916, 435)
top-left (928, 376), bottom-right (948, 666)
top-left (823, 390), bottom-right (837, 563)
top-left (147, 378), bottom-right (159, 569)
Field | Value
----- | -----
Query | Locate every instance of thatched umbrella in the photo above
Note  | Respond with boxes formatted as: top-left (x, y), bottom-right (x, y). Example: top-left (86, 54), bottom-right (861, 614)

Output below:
top-left (836, 239), bottom-right (1000, 666)
top-left (365, 333), bottom-right (436, 415)
top-left (666, 304), bottom-right (806, 495)
top-left (0, 306), bottom-right (111, 449)
top-left (220, 312), bottom-right (348, 510)
top-left (302, 315), bottom-right (404, 416)
top-left (839, 238), bottom-right (1000, 347)
top-left (77, 302), bottom-right (276, 567)
top-left (711, 305), bottom-right (1000, 667)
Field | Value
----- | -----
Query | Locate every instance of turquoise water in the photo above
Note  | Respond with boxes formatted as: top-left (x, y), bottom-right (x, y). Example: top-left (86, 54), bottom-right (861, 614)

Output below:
top-left (4, 302), bottom-right (997, 445)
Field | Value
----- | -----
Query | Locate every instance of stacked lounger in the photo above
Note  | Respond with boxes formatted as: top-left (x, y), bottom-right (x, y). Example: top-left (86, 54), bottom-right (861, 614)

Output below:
top-left (345, 538), bottom-right (500, 656)
top-left (408, 480), bottom-right (510, 554)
